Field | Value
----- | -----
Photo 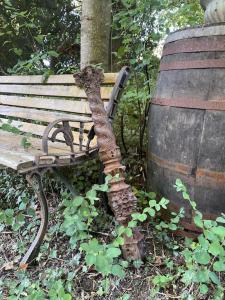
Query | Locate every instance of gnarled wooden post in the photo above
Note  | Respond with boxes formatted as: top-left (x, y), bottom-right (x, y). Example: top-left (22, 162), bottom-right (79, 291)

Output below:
top-left (74, 66), bottom-right (144, 260)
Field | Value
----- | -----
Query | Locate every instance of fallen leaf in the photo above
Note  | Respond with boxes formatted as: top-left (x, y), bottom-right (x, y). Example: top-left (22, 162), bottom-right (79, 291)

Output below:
top-left (19, 263), bottom-right (28, 270)
top-left (3, 261), bottom-right (14, 270)
top-left (154, 256), bottom-right (163, 266)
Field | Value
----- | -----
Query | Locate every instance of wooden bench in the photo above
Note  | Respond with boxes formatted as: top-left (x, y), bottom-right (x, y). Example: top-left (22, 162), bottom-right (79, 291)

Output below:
top-left (0, 66), bottom-right (130, 266)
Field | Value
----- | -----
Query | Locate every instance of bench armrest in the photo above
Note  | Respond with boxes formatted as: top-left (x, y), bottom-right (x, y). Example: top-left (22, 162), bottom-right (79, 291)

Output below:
top-left (42, 118), bottom-right (92, 155)
top-left (86, 66), bottom-right (131, 152)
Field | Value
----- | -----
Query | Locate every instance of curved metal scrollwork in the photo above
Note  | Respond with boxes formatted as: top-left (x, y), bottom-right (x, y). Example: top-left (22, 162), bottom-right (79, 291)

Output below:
top-left (50, 121), bottom-right (74, 152)
top-left (42, 118), bottom-right (91, 155)
top-left (42, 119), bottom-right (75, 154)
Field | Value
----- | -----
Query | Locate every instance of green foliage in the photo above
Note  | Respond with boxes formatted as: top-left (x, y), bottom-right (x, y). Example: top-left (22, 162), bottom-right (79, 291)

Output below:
top-left (61, 175), bottom-right (127, 278)
top-left (61, 187), bottom-right (100, 247)
top-left (0, 0), bottom-right (80, 75)
top-left (112, 0), bottom-right (203, 165)
top-left (162, 0), bottom-right (204, 29)
top-left (0, 121), bottom-right (32, 149)
top-left (80, 239), bottom-right (125, 277)
top-left (172, 179), bottom-right (225, 299)
top-left (0, 169), bottom-right (225, 299)
top-left (0, 122), bottom-right (21, 134)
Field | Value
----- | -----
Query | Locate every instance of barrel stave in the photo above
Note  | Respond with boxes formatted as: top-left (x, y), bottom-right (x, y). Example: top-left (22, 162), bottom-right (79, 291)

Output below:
top-left (148, 24), bottom-right (225, 231)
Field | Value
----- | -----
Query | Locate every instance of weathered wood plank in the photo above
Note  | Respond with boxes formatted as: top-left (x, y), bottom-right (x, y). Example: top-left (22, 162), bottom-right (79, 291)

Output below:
top-left (0, 130), bottom-right (80, 154)
top-left (0, 130), bottom-right (96, 170)
top-left (0, 95), bottom-right (108, 114)
top-left (0, 73), bottom-right (118, 85)
top-left (0, 105), bottom-right (93, 126)
top-left (0, 118), bottom-right (91, 145)
top-left (0, 148), bottom-right (34, 170)
top-left (0, 84), bottom-right (113, 99)
top-left (148, 26), bottom-right (225, 226)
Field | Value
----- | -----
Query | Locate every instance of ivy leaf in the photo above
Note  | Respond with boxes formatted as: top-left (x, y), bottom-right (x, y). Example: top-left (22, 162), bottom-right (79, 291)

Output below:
top-left (48, 50), bottom-right (59, 58)
top-left (213, 261), bottom-right (225, 272)
top-left (85, 254), bottom-right (96, 266)
top-left (194, 250), bottom-right (211, 265)
top-left (216, 216), bottom-right (225, 224)
top-left (95, 255), bottom-right (112, 275)
top-left (143, 207), bottom-right (155, 217)
top-left (21, 137), bottom-right (31, 149)
top-left (128, 220), bottom-right (137, 228)
top-left (149, 200), bottom-right (157, 207)
top-left (203, 220), bottom-right (214, 229)
top-left (182, 192), bottom-right (190, 200)
top-left (106, 247), bottom-right (121, 258)
top-left (148, 192), bottom-right (156, 199)
top-left (159, 197), bottom-right (169, 209)
top-left (198, 235), bottom-right (209, 250)
top-left (175, 178), bottom-right (183, 187)
top-left (168, 223), bottom-right (177, 231)
top-left (124, 227), bottom-right (133, 237)
top-left (34, 34), bottom-right (44, 44)
top-left (196, 269), bottom-right (209, 283)
top-left (211, 226), bottom-right (225, 238)
top-left (181, 270), bottom-right (196, 285)
top-left (73, 196), bottom-right (84, 207)
top-left (113, 236), bottom-right (124, 247)
top-left (209, 271), bottom-right (220, 285)
top-left (111, 264), bottom-right (125, 278)
top-left (193, 212), bottom-right (203, 228)
top-left (86, 189), bottom-right (98, 204)
top-left (208, 241), bottom-right (224, 256)
top-left (13, 47), bottom-right (23, 56)
top-left (199, 284), bottom-right (208, 295)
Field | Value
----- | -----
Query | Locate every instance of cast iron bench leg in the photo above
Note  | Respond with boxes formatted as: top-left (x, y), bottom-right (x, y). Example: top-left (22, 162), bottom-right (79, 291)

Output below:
top-left (20, 172), bottom-right (48, 266)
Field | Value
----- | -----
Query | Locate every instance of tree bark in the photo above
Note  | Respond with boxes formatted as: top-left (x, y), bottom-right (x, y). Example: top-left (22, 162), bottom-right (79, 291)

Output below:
top-left (81, 0), bottom-right (112, 71)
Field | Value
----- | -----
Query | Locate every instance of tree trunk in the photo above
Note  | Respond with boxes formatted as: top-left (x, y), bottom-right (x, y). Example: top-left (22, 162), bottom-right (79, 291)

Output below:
top-left (81, 0), bottom-right (112, 71)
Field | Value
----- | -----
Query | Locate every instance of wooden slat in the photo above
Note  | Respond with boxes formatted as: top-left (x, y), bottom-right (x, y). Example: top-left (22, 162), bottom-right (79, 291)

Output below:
top-left (0, 95), bottom-right (108, 114)
top-left (0, 148), bottom-right (34, 170)
top-left (0, 73), bottom-right (118, 85)
top-left (0, 84), bottom-right (113, 99)
top-left (0, 130), bottom-right (97, 170)
top-left (0, 131), bottom-right (87, 171)
top-left (0, 105), bottom-right (93, 127)
top-left (0, 129), bottom-right (84, 157)
top-left (0, 118), bottom-right (91, 145)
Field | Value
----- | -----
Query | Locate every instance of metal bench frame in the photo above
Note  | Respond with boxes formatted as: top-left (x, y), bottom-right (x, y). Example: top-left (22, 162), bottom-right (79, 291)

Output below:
top-left (8, 66), bottom-right (131, 266)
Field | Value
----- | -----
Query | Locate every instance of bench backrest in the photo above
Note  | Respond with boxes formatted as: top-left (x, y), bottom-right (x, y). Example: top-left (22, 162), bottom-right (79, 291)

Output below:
top-left (0, 73), bottom-right (119, 149)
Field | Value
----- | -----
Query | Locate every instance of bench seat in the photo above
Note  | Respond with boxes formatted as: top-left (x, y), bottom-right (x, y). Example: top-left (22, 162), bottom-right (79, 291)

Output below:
top-left (0, 67), bottom-right (130, 266)
top-left (0, 129), bottom-right (97, 172)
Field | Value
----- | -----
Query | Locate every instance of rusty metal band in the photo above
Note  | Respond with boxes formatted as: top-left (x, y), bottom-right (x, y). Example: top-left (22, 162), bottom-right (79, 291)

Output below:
top-left (163, 36), bottom-right (225, 56)
top-left (150, 153), bottom-right (193, 176)
top-left (150, 153), bottom-right (225, 188)
top-left (160, 59), bottom-right (225, 71)
top-left (151, 97), bottom-right (225, 111)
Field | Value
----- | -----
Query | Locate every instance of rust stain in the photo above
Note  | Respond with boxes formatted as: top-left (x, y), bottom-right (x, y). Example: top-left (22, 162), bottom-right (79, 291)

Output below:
top-left (150, 153), bottom-right (192, 176)
top-left (160, 59), bottom-right (225, 71)
top-left (150, 153), bottom-right (225, 188)
top-left (152, 97), bottom-right (225, 111)
top-left (163, 35), bottom-right (225, 56)
top-left (74, 66), bottom-right (144, 260)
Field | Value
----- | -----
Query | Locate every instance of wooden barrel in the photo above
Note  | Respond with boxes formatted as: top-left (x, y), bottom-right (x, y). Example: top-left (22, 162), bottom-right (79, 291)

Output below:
top-left (148, 24), bottom-right (225, 233)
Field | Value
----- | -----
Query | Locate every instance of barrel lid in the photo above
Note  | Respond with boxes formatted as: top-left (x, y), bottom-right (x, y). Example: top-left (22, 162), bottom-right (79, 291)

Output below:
top-left (165, 23), bottom-right (225, 44)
